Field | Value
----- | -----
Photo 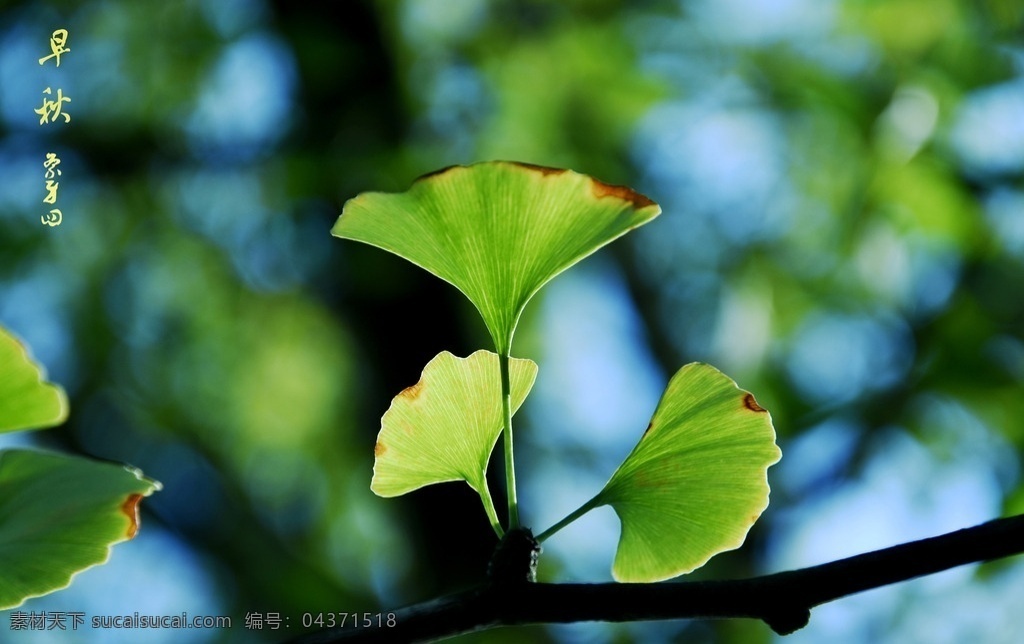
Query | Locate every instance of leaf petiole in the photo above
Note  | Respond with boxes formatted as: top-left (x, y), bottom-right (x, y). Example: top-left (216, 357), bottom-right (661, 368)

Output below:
top-left (477, 480), bottom-right (505, 538)
top-left (499, 351), bottom-right (519, 529)
top-left (535, 495), bottom-right (601, 543)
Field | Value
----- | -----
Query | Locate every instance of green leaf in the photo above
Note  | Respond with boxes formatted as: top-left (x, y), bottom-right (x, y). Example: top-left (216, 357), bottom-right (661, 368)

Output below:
top-left (0, 327), bottom-right (67, 433)
top-left (372, 350), bottom-right (538, 534)
top-left (0, 449), bottom-right (162, 609)
top-left (593, 363), bottom-right (781, 582)
top-left (333, 161), bottom-right (660, 353)
top-left (372, 350), bottom-right (537, 499)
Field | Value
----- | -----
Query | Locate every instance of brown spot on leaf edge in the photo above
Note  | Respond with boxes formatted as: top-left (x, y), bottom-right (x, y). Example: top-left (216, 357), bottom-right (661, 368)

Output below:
top-left (374, 441), bottom-right (387, 457)
top-left (121, 494), bottom-right (144, 540)
top-left (513, 161), bottom-right (657, 208)
top-left (743, 393), bottom-right (766, 413)
top-left (400, 381), bottom-right (424, 400)
top-left (591, 179), bottom-right (656, 209)
top-left (413, 163), bottom-right (655, 211)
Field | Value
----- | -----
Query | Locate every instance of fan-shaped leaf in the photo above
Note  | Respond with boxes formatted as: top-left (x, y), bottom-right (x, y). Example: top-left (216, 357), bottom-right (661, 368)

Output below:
top-left (0, 449), bottom-right (161, 609)
top-left (0, 328), bottom-right (67, 433)
top-left (594, 363), bottom-right (781, 582)
top-left (333, 161), bottom-right (660, 353)
top-left (372, 350), bottom-right (537, 498)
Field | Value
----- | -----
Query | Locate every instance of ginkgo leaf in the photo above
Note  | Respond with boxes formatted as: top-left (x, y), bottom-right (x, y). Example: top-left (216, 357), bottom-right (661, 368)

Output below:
top-left (372, 350), bottom-right (537, 500)
top-left (0, 449), bottom-right (162, 609)
top-left (591, 363), bottom-right (781, 582)
top-left (333, 161), bottom-right (660, 353)
top-left (0, 327), bottom-right (67, 433)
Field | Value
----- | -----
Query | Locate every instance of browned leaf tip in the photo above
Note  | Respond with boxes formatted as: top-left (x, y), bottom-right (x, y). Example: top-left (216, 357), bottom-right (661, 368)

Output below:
top-left (743, 393), bottom-right (766, 413)
top-left (590, 178), bottom-right (656, 209)
top-left (415, 161), bottom-right (655, 208)
top-left (510, 162), bottom-right (656, 209)
top-left (121, 494), bottom-right (144, 539)
top-left (399, 381), bottom-right (424, 400)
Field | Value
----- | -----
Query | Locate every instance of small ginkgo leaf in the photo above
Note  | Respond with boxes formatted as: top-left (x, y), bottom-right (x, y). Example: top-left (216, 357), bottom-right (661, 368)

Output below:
top-left (0, 327), bottom-right (67, 433)
top-left (593, 363), bottom-right (781, 583)
top-left (372, 350), bottom-right (537, 499)
top-left (333, 162), bottom-right (660, 353)
top-left (0, 449), bottom-right (162, 609)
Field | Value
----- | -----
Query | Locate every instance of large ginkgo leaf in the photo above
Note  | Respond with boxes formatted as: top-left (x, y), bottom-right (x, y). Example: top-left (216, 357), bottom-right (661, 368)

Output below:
top-left (372, 350), bottom-right (537, 499)
top-left (593, 363), bottom-right (781, 582)
top-left (0, 449), bottom-right (161, 609)
top-left (0, 327), bottom-right (67, 433)
top-left (333, 162), bottom-right (660, 353)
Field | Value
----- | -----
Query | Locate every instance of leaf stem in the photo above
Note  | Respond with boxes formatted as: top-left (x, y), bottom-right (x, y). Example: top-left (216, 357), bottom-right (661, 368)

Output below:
top-left (535, 495), bottom-right (601, 543)
top-left (499, 352), bottom-right (519, 529)
top-left (477, 482), bottom-right (505, 538)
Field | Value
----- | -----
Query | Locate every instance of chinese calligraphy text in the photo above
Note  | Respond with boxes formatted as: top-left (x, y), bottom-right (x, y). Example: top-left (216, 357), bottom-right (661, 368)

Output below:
top-left (37, 28), bottom-right (72, 227)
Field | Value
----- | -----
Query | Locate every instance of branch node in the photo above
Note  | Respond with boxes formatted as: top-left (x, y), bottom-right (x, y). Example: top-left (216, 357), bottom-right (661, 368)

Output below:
top-left (487, 527), bottom-right (540, 584)
top-left (762, 607), bottom-right (811, 635)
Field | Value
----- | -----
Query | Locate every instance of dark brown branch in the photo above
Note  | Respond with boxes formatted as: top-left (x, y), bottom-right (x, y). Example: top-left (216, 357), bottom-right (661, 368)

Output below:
top-left (290, 514), bottom-right (1024, 643)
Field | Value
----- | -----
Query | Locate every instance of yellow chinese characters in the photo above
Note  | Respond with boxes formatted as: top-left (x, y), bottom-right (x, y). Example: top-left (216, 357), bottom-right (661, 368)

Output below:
top-left (43, 153), bottom-right (61, 179)
top-left (35, 87), bottom-right (71, 125)
top-left (43, 153), bottom-right (62, 205)
top-left (36, 29), bottom-right (71, 227)
top-left (38, 29), bottom-right (70, 67)
top-left (41, 209), bottom-right (63, 227)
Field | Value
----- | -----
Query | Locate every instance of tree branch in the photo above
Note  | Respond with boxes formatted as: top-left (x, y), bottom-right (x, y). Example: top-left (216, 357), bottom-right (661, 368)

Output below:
top-left (290, 514), bottom-right (1024, 643)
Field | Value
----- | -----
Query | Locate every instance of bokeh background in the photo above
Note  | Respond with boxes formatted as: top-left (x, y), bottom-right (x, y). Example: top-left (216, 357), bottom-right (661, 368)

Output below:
top-left (1, 0), bottom-right (1023, 642)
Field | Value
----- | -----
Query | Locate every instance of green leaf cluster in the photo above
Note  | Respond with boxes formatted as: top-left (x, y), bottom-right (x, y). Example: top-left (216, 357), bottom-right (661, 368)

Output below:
top-left (334, 161), bottom-right (780, 581)
top-left (0, 326), bottom-right (160, 609)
